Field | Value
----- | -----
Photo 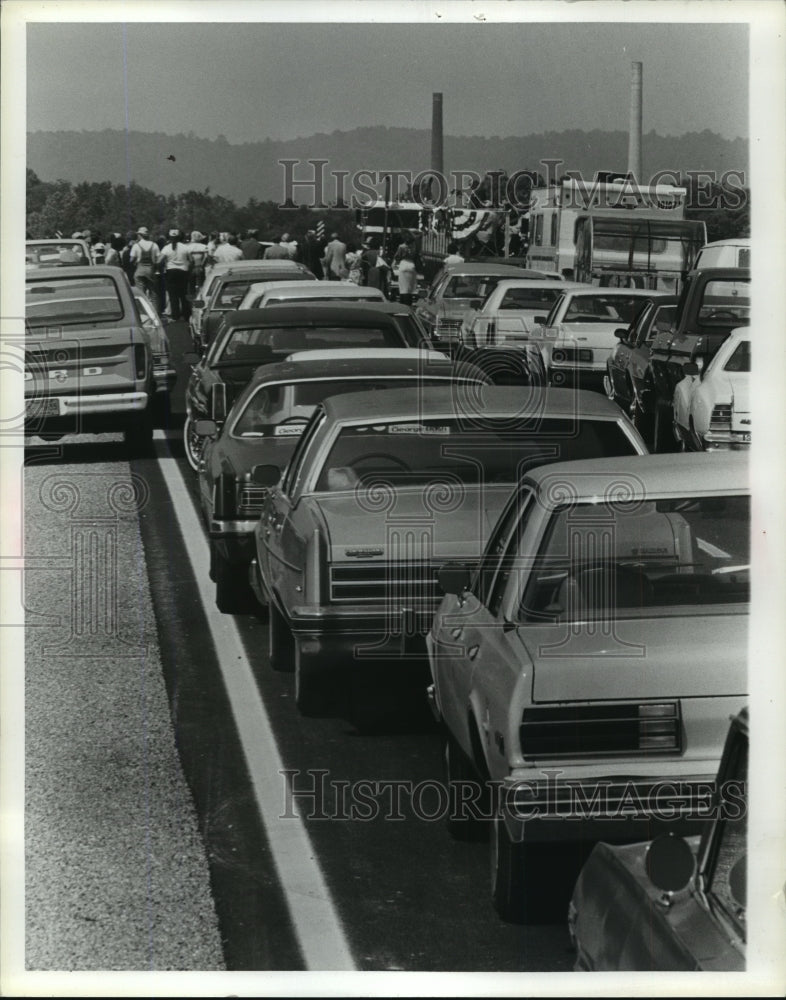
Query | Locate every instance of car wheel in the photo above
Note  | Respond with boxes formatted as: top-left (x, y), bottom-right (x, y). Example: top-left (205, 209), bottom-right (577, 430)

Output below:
top-left (124, 407), bottom-right (154, 457)
top-left (294, 644), bottom-right (334, 717)
top-left (214, 554), bottom-right (256, 615)
top-left (268, 600), bottom-right (294, 672)
top-left (183, 414), bottom-right (205, 472)
top-left (444, 732), bottom-right (489, 841)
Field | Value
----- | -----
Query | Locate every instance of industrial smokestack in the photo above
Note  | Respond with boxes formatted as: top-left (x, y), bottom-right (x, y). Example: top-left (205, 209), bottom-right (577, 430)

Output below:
top-left (431, 92), bottom-right (444, 175)
top-left (627, 62), bottom-right (643, 182)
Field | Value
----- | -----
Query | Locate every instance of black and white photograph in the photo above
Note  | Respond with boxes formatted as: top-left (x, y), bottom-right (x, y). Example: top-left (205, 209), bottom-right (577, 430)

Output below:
top-left (2, 0), bottom-right (785, 995)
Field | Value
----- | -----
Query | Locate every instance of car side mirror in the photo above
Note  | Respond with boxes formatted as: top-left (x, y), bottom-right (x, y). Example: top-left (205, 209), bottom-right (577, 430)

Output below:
top-left (437, 562), bottom-right (472, 596)
top-left (645, 833), bottom-right (696, 894)
top-left (251, 464), bottom-right (281, 487)
top-left (194, 419), bottom-right (217, 437)
top-left (533, 315), bottom-right (547, 325)
top-left (211, 383), bottom-right (227, 422)
top-left (192, 298), bottom-right (204, 309)
top-left (683, 362), bottom-right (700, 377)
top-left (614, 328), bottom-right (629, 340)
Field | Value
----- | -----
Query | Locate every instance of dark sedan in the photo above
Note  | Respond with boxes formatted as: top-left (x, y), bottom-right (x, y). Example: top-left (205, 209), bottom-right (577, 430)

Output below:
top-left (183, 302), bottom-right (440, 470)
top-left (194, 351), bottom-right (489, 612)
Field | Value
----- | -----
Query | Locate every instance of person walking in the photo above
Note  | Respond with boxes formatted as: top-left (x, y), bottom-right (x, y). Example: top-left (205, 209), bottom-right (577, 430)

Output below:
top-left (323, 232), bottom-right (347, 280)
top-left (130, 226), bottom-right (161, 307)
top-left (213, 233), bottom-right (243, 265)
top-left (362, 239), bottom-right (390, 296)
top-left (301, 229), bottom-right (324, 279)
top-left (396, 248), bottom-right (417, 305)
top-left (263, 234), bottom-right (292, 260)
top-left (444, 241), bottom-right (465, 265)
top-left (159, 229), bottom-right (192, 321)
top-left (187, 230), bottom-right (209, 295)
top-left (240, 229), bottom-right (262, 259)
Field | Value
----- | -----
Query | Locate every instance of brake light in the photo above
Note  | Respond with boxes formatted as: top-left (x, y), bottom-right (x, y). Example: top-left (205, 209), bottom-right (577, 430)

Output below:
top-left (710, 403), bottom-right (732, 430)
top-left (134, 344), bottom-right (148, 379)
top-left (519, 702), bottom-right (681, 757)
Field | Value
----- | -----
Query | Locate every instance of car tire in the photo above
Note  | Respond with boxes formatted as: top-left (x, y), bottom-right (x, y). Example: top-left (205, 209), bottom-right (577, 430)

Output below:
top-left (444, 732), bottom-right (488, 841)
top-left (294, 644), bottom-right (334, 717)
top-left (183, 414), bottom-right (205, 472)
top-left (490, 810), bottom-right (534, 924)
top-left (268, 600), bottom-right (294, 672)
top-left (124, 407), bottom-right (154, 457)
top-left (214, 554), bottom-right (256, 615)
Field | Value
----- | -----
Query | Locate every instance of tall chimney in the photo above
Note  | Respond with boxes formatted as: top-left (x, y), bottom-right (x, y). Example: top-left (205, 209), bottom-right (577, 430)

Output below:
top-left (627, 62), bottom-right (643, 181)
top-left (431, 92), bottom-right (444, 175)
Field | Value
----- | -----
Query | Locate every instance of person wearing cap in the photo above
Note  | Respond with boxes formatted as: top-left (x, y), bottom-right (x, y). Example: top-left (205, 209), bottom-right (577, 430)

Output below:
top-left (90, 242), bottom-right (106, 265)
top-left (187, 230), bottom-right (209, 295)
top-left (240, 229), bottom-right (262, 260)
top-left (159, 229), bottom-right (192, 321)
top-left (130, 226), bottom-right (161, 307)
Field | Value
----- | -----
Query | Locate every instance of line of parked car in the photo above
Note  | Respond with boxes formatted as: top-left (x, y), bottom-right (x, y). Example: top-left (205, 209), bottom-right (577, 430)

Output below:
top-left (23, 237), bottom-right (753, 969)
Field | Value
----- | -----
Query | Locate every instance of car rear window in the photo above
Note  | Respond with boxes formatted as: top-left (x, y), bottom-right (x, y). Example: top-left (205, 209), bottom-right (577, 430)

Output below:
top-left (564, 295), bottom-right (650, 325)
top-left (499, 287), bottom-right (563, 310)
top-left (697, 280), bottom-right (751, 325)
top-left (314, 417), bottom-right (637, 491)
top-left (26, 276), bottom-right (125, 325)
top-left (724, 341), bottom-right (751, 373)
top-left (518, 494), bottom-right (750, 621)
top-left (26, 242), bottom-right (90, 267)
top-left (216, 325), bottom-right (405, 364)
top-left (444, 275), bottom-right (499, 299)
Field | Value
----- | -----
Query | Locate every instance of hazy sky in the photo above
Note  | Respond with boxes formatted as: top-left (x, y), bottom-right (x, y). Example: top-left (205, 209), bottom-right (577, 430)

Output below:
top-left (26, 18), bottom-right (749, 143)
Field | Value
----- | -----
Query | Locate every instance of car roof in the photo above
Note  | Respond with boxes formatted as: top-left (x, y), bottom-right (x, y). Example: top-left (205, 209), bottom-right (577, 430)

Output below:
top-left (243, 354), bottom-right (488, 386)
top-left (254, 283), bottom-right (385, 299)
top-left (285, 348), bottom-right (446, 362)
top-left (725, 326), bottom-right (751, 343)
top-left (438, 263), bottom-right (540, 276)
top-left (488, 279), bottom-right (586, 293)
top-left (700, 238), bottom-right (751, 248)
top-left (321, 385), bottom-right (624, 423)
top-left (687, 267), bottom-right (751, 280)
top-left (25, 264), bottom-right (122, 279)
top-left (522, 451), bottom-right (749, 500)
top-left (213, 263), bottom-right (311, 281)
top-left (559, 287), bottom-right (667, 298)
top-left (222, 302), bottom-right (417, 327)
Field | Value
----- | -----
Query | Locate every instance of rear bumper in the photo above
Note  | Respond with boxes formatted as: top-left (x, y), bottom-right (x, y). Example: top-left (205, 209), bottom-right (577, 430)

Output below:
top-left (288, 603), bottom-right (436, 663)
top-left (26, 391), bottom-right (148, 417)
top-left (704, 429), bottom-right (751, 449)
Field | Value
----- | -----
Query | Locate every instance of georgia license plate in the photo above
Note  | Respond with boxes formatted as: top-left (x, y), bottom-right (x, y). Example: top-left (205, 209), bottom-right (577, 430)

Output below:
top-left (26, 397), bottom-right (60, 419)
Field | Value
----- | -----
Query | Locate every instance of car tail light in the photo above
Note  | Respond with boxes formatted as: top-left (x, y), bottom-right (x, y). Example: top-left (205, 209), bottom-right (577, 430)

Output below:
top-left (134, 344), bottom-right (148, 379)
top-left (710, 403), bottom-right (732, 431)
top-left (236, 474), bottom-right (268, 517)
top-left (552, 348), bottom-right (593, 364)
top-left (519, 702), bottom-right (681, 757)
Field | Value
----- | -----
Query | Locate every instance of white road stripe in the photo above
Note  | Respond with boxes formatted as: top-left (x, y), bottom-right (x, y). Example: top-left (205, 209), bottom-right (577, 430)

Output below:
top-left (152, 430), bottom-right (356, 971)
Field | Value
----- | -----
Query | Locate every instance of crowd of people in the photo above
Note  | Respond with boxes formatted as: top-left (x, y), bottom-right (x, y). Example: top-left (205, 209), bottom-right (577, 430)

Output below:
top-left (67, 225), bottom-right (461, 319)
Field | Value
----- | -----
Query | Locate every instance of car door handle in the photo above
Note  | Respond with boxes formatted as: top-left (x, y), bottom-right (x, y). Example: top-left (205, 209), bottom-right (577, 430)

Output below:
top-left (467, 645), bottom-right (479, 661)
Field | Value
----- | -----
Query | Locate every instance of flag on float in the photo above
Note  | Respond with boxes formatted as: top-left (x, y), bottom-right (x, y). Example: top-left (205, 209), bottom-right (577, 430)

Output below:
top-left (315, 220), bottom-right (325, 241)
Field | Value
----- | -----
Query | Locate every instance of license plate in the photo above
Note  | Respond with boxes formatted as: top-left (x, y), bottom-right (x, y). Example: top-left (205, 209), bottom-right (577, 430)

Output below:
top-left (26, 397), bottom-right (60, 419)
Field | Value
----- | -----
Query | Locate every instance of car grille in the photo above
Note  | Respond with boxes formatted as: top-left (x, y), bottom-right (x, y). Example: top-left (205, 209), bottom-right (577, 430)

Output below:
top-left (330, 561), bottom-right (445, 604)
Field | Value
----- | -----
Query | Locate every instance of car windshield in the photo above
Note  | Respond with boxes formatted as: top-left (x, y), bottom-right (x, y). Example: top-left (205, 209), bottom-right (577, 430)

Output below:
top-left (232, 376), bottom-right (450, 437)
top-left (26, 276), bottom-right (124, 325)
top-left (498, 287), bottom-right (563, 310)
top-left (26, 242), bottom-right (89, 267)
top-left (518, 494), bottom-right (750, 621)
top-left (215, 324), bottom-right (404, 365)
top-left (564, 295), bottom-right (650, 324)
top-left (314, 417), bottom-right (637, 492)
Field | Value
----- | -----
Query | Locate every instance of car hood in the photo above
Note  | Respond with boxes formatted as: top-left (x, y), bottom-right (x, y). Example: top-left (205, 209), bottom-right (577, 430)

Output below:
top-left (310, 483), bottom-right (515, 561)
top-left (517, 614), bottom-right (747, 703)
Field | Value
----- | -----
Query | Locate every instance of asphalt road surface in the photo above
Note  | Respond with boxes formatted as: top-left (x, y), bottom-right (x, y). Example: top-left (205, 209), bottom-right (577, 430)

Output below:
top-left (21, 318), bottom-right (581, 977)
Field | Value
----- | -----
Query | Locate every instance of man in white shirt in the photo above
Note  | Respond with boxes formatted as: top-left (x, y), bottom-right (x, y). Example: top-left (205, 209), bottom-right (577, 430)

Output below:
top-left (213, 234), bottom-right (244, 265)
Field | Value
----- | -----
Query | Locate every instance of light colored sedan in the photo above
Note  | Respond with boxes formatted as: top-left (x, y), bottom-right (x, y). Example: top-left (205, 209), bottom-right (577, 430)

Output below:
top-left (461, 279), bottom-right (585, 350)
top-left (672, 326), bottom-right (750, 450)
top-left (238, 281), bottom-right (386, 309)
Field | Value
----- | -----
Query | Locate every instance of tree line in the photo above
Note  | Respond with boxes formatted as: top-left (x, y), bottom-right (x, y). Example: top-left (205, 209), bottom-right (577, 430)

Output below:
top-left (26, 168), bottom-right (749, 246)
